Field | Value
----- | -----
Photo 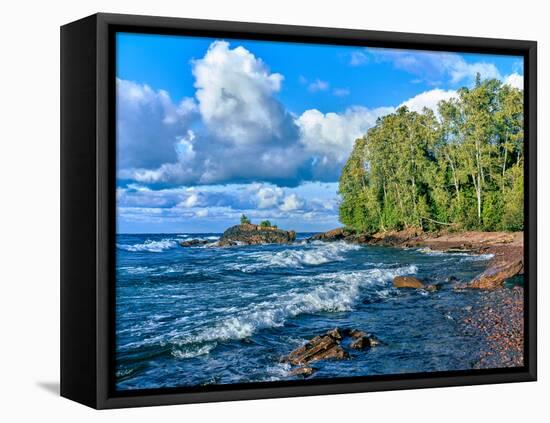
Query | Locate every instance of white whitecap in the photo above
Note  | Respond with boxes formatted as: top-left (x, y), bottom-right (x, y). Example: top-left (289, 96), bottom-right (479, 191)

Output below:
top-left (171, 343), bottom-right (216, 359)
top-left (117, 238), bottom-right (179, 253)
top-left (229, 241), bottom-right (361, 272)
top-left (172, 265), bottom-right (416, 347)
top-left (418, 247), bottom-right (494, 261)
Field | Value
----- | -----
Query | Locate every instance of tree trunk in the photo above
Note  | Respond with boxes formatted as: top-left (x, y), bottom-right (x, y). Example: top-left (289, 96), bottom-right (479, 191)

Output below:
top-left (446, 152), bottom-right (460, 202)
top-left (471, 173), bottom-right (482, 224)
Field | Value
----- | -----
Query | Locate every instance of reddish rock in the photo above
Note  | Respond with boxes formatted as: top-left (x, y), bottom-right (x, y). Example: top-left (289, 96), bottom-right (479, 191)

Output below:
top-left (285, 329), bottom-right (349, 365)
top-left (326, 327), bottom-right (345, 340)
top-left (308, 227), bottom-right (355, 242)
top-left (467, 259), bottom-right (523, 289)
top-left (393, 276), bottom-right (424, 289)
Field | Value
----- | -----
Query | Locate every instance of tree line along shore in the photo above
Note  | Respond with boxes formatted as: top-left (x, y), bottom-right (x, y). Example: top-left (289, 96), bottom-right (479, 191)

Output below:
top-left (338, 75), bottom-right (523, 235)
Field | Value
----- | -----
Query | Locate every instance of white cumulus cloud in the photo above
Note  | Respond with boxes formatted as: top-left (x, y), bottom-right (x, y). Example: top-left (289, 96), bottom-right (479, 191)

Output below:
top-left (116, 79), bottom-right (197, 170)
top-left (255, 185), bottom-right (284, 209)
top-left (192, 40), bottom-right (294, 146)
top-left (399, 88), bottom-right (458, 113)
top-left (504, 73), bottom-right (524, 90)
top-left (297, 106), bottom-right (393, 163)
top-left (280, 194), bottom-right (304, 211)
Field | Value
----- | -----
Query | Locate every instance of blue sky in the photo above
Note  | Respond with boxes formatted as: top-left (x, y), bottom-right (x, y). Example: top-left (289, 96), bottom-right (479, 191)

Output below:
top-left (116, 32), bottom-right (523, 233)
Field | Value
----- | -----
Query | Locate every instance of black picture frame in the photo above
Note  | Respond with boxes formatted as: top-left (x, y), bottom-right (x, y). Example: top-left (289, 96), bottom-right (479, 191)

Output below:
top-left (60, 12), bottom-right (537, 409)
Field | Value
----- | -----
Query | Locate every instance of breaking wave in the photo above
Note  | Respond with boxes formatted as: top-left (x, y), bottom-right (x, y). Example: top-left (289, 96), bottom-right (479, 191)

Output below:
top-left (169, 265), bottom-right (417, 350)
top-left (229, 241), bottom-right (361, 272)
top-left (418, 247), bottom-right (494, 261)
top-left (117, 238), bottom-right (179, 253)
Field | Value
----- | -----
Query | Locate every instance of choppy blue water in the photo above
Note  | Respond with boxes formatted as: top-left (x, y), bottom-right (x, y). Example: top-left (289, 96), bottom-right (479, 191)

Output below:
top-left (115, 233), bottom-right (494, 390)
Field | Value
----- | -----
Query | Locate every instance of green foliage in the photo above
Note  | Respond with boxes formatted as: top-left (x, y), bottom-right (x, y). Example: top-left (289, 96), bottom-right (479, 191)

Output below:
top-left (338, 78), bottom-right (524, 233)
top-left (240, 214), bottom-right (251, 225)
top-left (260, 220), bottom-right (272, 228)
top-left (501, 164), bottom-right (524, 231)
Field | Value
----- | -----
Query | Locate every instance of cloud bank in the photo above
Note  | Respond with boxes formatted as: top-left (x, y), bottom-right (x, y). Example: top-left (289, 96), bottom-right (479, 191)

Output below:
top-left (117, 41), bottom-right (400, 187)
top-left (116, 40), bottom-right (523, 231)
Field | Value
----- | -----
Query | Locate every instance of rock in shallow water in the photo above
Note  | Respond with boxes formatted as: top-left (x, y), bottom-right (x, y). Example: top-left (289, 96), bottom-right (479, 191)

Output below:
top-left (425, 283), bottom-right (442, 292)
top-left (393, 276), bottom-right (425, 289)
top-left (283, 327), bottom-right (381, 371)
top-left (179, 239), bottom-right (209, 247)
top-left (285, 331), bottom-right (348, 365)
top-left (349, 336), bottom-right (371, 350)
top-left (288, 366), bottom-right (317, 377)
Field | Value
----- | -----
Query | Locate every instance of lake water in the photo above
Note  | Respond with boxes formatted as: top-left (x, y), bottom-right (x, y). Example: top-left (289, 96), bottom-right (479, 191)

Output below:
top-left (115, 233), bottom-right (494, 390)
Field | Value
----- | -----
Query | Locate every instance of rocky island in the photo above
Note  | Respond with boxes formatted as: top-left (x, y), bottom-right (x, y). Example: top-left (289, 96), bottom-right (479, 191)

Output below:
top-left (218, 222), bottom-right (296, 247)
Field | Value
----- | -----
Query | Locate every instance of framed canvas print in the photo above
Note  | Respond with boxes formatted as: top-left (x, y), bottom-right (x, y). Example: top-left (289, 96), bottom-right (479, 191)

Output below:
top-left (60, 13), bottom-right (537, 409)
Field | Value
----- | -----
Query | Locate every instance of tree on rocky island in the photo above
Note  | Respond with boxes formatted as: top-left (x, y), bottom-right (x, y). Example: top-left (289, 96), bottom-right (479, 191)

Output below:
top-left (260, 220), bottom-right (273, 228)
top-left (240, 214), bottom-right (251, 225)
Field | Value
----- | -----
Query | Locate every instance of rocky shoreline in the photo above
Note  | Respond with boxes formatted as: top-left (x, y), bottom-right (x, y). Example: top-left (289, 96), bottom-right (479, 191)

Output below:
top-left (459, 286), bottom-right (524, 368)
top-left (308, 227), bottom-right (525, 370)
top-left (308, 228), bottom-right (524, 290)
top-left (179, 225), bottom-right (524, 370)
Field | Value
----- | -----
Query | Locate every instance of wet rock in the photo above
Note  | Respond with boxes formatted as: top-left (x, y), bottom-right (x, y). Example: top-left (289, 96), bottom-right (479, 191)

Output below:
top-left (308, 227), bottom-right (355, 242)
top-left (446, 275), bottom-right (459, 283)
top-left (348, 329), bottom-right (367, 338)
top-left (367, 336), bottom-right (381, 347)
top-left (179, 239), bottom-right (209, 247)
top-left (393, 276), bottom-right (425, 289)
top-left (218, 223), bottom-right (296, 246)
top-left (350, 336), bottom-right (371, 350)
top-left (326, 327), bottom-right (345, 340)
top-left (348, 330), bottom-right (381, 348)
top-left (283, 327), bottom-right (383, 375)
top-left (467, 259), bottom-right (523, 289)
top-left (288, 366), bottom-right (316, 377)
top-left (425, 283), bottom-right (442, 292)
top-left (285, 329), bottom-right (349, 365)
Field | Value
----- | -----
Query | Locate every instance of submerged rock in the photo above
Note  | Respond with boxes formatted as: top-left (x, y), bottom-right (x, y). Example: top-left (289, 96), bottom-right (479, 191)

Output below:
top-left (425, 283), bottom-right (442, 292)
top-left (288, 366), bottom-right (317, 377)
top-left (218, 223), bottom-right (296, 247)
top-left (348, 329), bottom-right (381, 349)
top-left (349, 336), bottom-right (371, 350)
top-left (393, 276), bottom-right (425, 289)
top-left (348, 329), bottom-right (367, 338)
top-left (179, 239), bottom-right (209, 247)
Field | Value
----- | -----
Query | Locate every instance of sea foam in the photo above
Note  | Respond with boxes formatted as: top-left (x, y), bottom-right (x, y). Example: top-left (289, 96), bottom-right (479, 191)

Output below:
top-left (117, 238), bottom-right (179, 253)
top-left (418, 247), bottom-right (494, 261)
top-left (170, 264), bottom-right (417, 350)
top-left (230, 241), bottom-right (361, 272)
